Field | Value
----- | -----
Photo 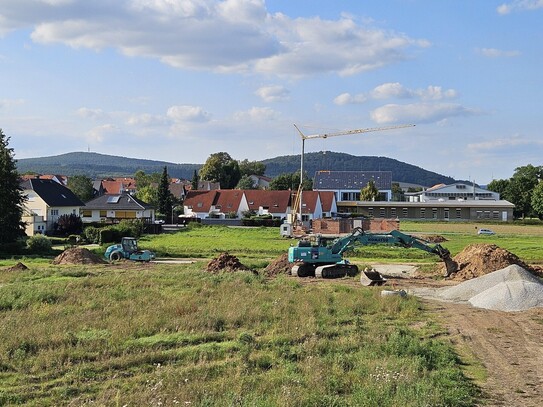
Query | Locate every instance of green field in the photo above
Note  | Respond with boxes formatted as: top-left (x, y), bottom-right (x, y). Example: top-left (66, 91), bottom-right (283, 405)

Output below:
top-left (4, 221), bottom-right (543, 406)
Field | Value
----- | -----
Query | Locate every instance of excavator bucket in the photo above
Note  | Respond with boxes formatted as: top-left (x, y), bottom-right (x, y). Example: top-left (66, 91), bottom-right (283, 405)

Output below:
top-left (443, 256), bottom-right (458, 277)
top-left (360, 269), bottom-right (387, 286)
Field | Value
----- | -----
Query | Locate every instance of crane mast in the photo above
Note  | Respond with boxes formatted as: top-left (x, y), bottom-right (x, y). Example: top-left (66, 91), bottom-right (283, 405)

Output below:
top-left (288, 123), bottom-right (415, 234)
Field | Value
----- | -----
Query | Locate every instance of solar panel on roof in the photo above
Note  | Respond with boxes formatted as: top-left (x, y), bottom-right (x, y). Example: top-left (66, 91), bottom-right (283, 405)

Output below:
top-left (107, 196), bottom-right (121, 203)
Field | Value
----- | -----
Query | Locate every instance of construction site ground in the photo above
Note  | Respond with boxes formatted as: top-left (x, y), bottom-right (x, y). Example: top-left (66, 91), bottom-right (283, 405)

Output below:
top-left (382, 271), bottom-right (543, 407)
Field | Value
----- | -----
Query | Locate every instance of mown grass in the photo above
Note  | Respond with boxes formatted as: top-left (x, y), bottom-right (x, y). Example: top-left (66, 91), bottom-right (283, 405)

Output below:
top-left (0, 262), bottom-right (478, 406)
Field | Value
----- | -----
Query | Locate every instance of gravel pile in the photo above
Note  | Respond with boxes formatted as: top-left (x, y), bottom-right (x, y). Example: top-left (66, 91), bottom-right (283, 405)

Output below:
top-left (412, 264), bottom-right (543, 312)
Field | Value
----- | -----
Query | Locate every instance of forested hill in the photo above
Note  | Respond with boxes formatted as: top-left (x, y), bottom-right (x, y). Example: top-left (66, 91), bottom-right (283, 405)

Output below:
top-left (16, 151), bottom-right (455, 186)
top-left (16, 152), bottom-right (201, 180)
top-left (262, 152), bottom-right (455, 186)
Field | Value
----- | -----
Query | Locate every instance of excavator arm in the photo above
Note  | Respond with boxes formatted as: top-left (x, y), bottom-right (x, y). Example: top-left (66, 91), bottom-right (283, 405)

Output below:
top-left (329, 227), bottom-right (457, 277)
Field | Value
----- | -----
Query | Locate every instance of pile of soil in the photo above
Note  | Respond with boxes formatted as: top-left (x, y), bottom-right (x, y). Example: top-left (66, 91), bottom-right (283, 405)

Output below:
top-left (416, 234), bottom-right (448, 243)
top-left (5, 262), bottom-right (29, 272)
top-left (263, 253), bottom-right (292, 277)
top-left (53, 247), bottom-right (107, 265)
top-left (206, 252), bottom-right (254, 273)
top-left (447, 243), bottom-right (532, 281)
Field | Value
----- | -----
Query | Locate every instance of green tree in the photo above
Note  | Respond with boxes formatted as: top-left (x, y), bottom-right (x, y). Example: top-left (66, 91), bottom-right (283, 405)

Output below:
top-left (487, 178), bottom-right (510, 197)
top-left (391, 182), bottom-right (404, 201)
top-left (238, 159), bottom-right (266, 177)
top-left (191, 169), bottom-right (199, 190)
top-left (135, 185), bottom-right (158, 207)
top-left (504, 164), bottom-right (542, 218)
top-left (134, 170), bottom-right (161, 189)
top-left (67, 175), bottom-right (94, 202)
top-left (269, 171), bottom-right (312, 191)
top-left (0, 129), bottom-right (26, 247)
top-left (157, 166), bottom-right (173, 217)
top-left (236, 175), bottom-right (257, 190)
top-left (199, 152), bottom-right (241, 189)
top-left (56, 213), bottom-right (83, 235)
top-left (531, 182), bottom-right (543, 220)
top-left (360, 180), bottom-right (379, 201)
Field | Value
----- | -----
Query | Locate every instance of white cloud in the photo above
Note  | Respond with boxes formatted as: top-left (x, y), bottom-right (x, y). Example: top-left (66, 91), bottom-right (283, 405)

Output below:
top-left (477, 47), bottom-right (521, 57)
top-left (85, 124), bottom-right (118, 143)
top-left (233, 106), bottom-right (280, 121)
top-left (76, 107), bottom-right (107, 120)
top-left (333, 92), bottom-right (367, 105)
top-left (497, 0), bottom-right (543, 14)
top-left (0, 1), bottom-right (426, 77)
top-left (370, 102), bottom-right (479, 124)
top-left (255, 85), bottom-right (290, 102)
top-left (0, 98), bottom-right (25, 108)
top-left (126, 113), bottom-right (168, 127)
top-left (334, 83), bottom-right (456, 105)
top-left (166, 105), bottom-right (211, 123)
top-left (467, 134), bottom-right (542, 153)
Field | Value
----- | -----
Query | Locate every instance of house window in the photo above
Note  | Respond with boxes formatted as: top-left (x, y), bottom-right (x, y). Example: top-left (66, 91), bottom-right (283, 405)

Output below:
top-left (379, 208), bottom-right (385, 218)
top-left (493, 211), bottom-right (499, 219)
top-left (402, 208), bottom-right (408, 218)
top-left (82, 210), bottom-right (92, 217)
top-left (456, 208), bottom-right (462, 219)
top-left (197, 203), bottom-right (203, 208)
top-left (432, 208), bottom-right (437, 219)
top-left (368, 207), bottom-right (373, 217)
top-left (391, 208), bottom-right (397, 218)
top-left (444, 208), bottom-right (449, 219)
top-left (100, 210), bottom-right (107, 217)
top-left (420, 208), bottom-right (425, 218)
top-left (51, 209), bottom-right (59, 216)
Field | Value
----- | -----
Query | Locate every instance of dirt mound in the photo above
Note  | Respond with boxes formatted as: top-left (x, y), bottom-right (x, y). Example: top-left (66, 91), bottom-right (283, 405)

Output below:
top-left (263, 253), bottom-right (292, 277)
top-left (206, 252), bottom-right (254, 273)
top-left (448, 243), bottom-right (531, 281)
top-left (5, 262), bottom-right (29, 271)
top-left (417, 234), bottom-right (448, 243)
top-left (53, 247), bottom-right (107, 265)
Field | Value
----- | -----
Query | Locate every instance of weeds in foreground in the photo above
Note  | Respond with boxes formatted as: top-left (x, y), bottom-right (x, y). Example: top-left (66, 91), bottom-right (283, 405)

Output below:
top-left (0, 263), bottom-right (478, 406)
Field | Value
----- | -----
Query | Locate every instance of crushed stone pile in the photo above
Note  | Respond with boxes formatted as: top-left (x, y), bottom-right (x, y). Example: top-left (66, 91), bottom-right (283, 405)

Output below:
top-left (53, 247), bottom-right (107, 265)
top-left (5, 262), bottom-right (29, 271)
top-left (413, 264), bottom-right (543, 312)
top-left (263, 253), bottom-right (292, 277)
top-left (446, 243), bottom-right (531, 281)
top-left (206, 252), bottom-right (254, 274)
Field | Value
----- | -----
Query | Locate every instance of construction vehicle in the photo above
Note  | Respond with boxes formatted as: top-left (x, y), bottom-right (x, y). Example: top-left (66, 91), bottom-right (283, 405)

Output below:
top-left (104, 237), bottom-right (155, 262)
top-left (288, 227), bottom-right (457, 283)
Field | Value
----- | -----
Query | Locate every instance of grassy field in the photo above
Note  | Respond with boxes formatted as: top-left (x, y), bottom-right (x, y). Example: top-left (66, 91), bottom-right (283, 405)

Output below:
top-left (0, 262), bottom-right (478, 406)
top-left (3, 221), bottom-right (543, 405)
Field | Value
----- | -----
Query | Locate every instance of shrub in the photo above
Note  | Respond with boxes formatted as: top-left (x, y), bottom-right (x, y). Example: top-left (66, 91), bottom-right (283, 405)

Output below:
top-left (115, 219), bottom-right (145, 238)
top-left (56, 214), bottom-right (83, 236)
top-left (99, 229), bottom-right (115, 245)
top-left (82, 226), bottom-right (100, 244)
top-left (27, 235), bottom-right (53, 253)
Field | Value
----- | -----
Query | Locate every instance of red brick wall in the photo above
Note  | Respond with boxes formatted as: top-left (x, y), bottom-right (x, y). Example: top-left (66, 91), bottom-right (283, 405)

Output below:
top-left (312, 218), bottom-right (399, 234)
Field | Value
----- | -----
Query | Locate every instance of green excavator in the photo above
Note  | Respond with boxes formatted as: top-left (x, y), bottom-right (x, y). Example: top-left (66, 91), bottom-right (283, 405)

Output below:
top-left (288, 227), bottom-right (457, 283)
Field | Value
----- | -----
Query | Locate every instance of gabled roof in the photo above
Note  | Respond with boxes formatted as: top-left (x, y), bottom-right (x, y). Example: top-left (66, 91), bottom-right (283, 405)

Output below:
top-left (296, 191), bottom-right (320, 214)
top-left (84, 193), bottom-right (153, 210)
top-left (21, 178), bottom-right (85, 207)
top-left (213, 190), bottom-right (244, 212)
top-left (313, 170), bottom-right (392, 190)
top-left (184, 190), bottom-right (217, 212)
top-left (317, 191), bottom-right (335, 212)
top-left (244, 190), bottom-right (291, 214)
top-left (101, 178), bottom-right (137, 195)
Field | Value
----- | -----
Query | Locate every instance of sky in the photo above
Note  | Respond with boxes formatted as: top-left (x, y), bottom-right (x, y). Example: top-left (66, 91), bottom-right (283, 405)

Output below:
top-left (1, 0), bottom-right (542, 184)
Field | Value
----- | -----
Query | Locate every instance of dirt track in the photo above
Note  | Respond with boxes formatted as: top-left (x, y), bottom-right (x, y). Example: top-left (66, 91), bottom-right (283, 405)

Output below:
top-left (434, 301), bottom-right (543, 407)
top-left (387, 273), bottom-right (543, 407)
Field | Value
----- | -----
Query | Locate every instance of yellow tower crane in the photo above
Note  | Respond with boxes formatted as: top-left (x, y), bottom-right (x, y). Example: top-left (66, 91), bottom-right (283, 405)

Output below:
top-left (285, 123), bottom-right (416, 235)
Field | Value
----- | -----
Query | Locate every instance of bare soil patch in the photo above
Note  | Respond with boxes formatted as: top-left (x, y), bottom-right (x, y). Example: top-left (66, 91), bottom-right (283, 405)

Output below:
top-left (5, 262), bottom-right (29, 272)
top-left (263, 253), bottom-right (291, 277)
top-left (206, 252), bottom-right (255, 274)
top-left (53, 247), bottom-right (107, 265)
top-left (438, 243), bottom-right (533, 281)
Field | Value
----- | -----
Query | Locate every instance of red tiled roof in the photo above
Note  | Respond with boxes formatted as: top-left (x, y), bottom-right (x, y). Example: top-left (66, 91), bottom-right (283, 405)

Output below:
top-left (244, 190), bottom-right (291, 214)
top-left (318, 191), bottom-right (335, 212)
top-left (213, 190), bottom-right (244, 212)
top-left (184, 190), bottom-right (217, 212)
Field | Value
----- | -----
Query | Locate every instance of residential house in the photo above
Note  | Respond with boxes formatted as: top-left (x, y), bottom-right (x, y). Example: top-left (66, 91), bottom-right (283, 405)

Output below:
top-left (21, 178), bottom-right (85, 235)
top-left (82, 193), bottom-right (155, 223)
top-left (101, 178), bottom-right (137, 195)
top-left (313, 170), bottom-right (393, 202)
top-left (183, 190), bottom-right (248, 219)
top-left (248, 175), bottom-right (271, 189)
top-left (406, 182), bottom-right (500, 202)
top-left (245, 190), bottom-right (291, 219)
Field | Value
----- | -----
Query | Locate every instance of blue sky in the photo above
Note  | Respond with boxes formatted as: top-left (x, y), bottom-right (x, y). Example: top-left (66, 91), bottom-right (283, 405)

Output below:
top-left (1, 0), bottom-right (542, 184)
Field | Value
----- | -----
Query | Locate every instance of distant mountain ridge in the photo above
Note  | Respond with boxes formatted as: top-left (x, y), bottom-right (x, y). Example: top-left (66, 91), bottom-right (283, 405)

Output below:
top-left (16, 151), bottom-right (455, 187)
